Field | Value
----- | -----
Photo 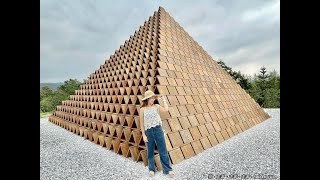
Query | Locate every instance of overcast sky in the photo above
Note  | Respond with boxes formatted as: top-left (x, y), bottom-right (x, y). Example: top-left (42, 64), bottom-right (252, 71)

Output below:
top-left (40, 0), bottom-right (280, 83)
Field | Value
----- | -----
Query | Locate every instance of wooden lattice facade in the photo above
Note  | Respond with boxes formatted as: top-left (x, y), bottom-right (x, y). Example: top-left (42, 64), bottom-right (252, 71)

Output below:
top-left (48, 7), bottom-right (270, 170)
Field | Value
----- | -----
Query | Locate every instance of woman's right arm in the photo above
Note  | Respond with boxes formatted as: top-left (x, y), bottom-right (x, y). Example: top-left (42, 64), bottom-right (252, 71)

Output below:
top-left (140, 107), bottom-right (148, 142)
top-left (139, 107), bottom-right (145, 136)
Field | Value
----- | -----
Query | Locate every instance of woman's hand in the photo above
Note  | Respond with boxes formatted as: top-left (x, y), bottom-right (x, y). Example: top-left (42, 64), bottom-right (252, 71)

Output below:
top-left (157, 96), bottom-right (167, 105)
top-left (157, 96), bottom-right (169, 111)
top-left (143, 134), bottom-right (148, 142)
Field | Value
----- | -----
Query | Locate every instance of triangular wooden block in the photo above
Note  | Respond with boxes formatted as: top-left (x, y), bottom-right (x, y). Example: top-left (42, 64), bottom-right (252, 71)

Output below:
top-left (87, 130), bottom-right (94, 141)
top-left (119, 142), bottom-right (130, 157)
top-left (105, 136), bottom-right (113, 150)
top-left (106, 96), bottom-right (112, 103)
top-left (102, 104), bottom-right (108, 113)
top-left (111, 96), bottom-right (118, 104)
top-left (125, 87), bottom-right (132, 96)
top-left (111, 114), bottom-right (119, 124)
top-left (82, 117), bottom-right (89, 127)
top-left (117, 96), bottom-right (124, 103)
top-left (138, 149), bottom-right (148, 166)
top-left (118, 115), bottom-right (126, 126)
top-left (105, 113), bottom-right (111, 122)
top-left (97, 103), bottom-right (103, 111)
top-left (128, 131), bottom-right (135, 144)
top-left (111, 139), bottom-right (121, 153)
top-left (91, 120), bottom-right (97, 130)
top-left (128, 105), bottom-right (136, 116)
top-left (123, 127), bottom-right (132, 141)
top-left (114, 88), bottom-right (120, 96)
top-left (129, 96), bottom-right (137, 105)
top-left (124, 116), bottom-right (133, 128)
top-left (93, 132), bottom-right (101, 144)
top-left (141, 70), bottom-right (148, 79)
top-left (116, 81), bottom-right (121, 88)
top-left (96, 121), bottom-right (103, 132)
top-left (127, 80), bottom-right (133, 87)
top-left (98, 134), bottom-right (106, 147)
top-left (138, 86), bottom-right (146, 96)
top-left (131, 129), bottom-right (142, 145)
top-left (109, 104), bottom-right (115, 113)
top-left (131, 86), bottom-right (139, 95)
top-left (129, 146), bottom-right (139, 161)
top-left (133, 116), bottom-right (140, 128)
top-left (100, 112), bottom-right (106, 121)
top-left (108, 124), bottom-right (116, 137)
top-left (114, 104), bottom-right (121, 114)
top-left (115, 126), bottom-right (123, 139)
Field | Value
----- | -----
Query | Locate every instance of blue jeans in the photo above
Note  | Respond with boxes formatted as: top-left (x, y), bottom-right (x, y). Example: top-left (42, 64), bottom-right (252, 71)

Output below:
top-left (144, 125), bottom-right (173, 174)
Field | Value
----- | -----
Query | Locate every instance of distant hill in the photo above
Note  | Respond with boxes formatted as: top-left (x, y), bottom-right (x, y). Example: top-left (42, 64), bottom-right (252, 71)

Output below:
top-left (40, 83), bottom-right (63, 90)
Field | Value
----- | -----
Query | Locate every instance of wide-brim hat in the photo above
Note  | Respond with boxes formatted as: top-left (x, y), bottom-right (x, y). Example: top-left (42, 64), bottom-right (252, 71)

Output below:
top-left (142, 90), bottom-right (158, 101)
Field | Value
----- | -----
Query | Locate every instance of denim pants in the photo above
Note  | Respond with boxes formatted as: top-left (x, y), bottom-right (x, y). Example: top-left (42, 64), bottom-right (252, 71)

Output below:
top-left (144, 125), bottom-right (173, 174)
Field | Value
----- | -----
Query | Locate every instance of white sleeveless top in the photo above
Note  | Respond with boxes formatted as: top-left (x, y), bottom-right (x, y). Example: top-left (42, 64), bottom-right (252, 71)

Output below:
top-left (143, 104), bottom-right (163, 130)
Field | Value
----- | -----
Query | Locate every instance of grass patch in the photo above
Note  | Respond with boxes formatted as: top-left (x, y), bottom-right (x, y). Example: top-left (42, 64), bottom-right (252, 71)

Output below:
top-left (40, 111), bottom-right (52, 118)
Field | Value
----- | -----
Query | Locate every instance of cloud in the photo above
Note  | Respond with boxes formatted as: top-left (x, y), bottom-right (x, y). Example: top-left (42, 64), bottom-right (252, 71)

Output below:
top-left (40, 0), bottom-right (280, 82)
top-left (172, 0), bottom-right (280, 75)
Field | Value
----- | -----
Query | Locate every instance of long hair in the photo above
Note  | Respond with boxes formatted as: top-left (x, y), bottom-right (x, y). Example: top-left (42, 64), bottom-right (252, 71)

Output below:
top-left (141, 99), bottom-right (148, 108)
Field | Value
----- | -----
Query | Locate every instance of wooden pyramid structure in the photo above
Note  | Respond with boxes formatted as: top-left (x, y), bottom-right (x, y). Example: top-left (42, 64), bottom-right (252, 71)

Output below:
top-left (49, 6), bottom-right (270, 170)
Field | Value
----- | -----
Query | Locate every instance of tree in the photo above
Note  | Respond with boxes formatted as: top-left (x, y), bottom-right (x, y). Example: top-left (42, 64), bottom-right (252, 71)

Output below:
top-left (40, 79), bottom-right (83, 113)
top-left (217, 61), bottom-right (280, 108)
top-left (263, 88), bottom-right (280, 108)
top-left (51, 90), bottom-right (69, 107)
top-left (257, 66), bottom-right (269, 80)
top-left (52, 79), bottom-right (82, 109)
top-left (40, 96), bottom-right (55, 112)
top-left (256, 66), bottom-right (270, 90)
top-left (233, 71), bottom-right (252, 90)
top-left (217, 60), bottom-right (251, 91)
top-left (40, 86), bottom-right (54, 101)
top-left (217, 60), bottom-right (232, 74)
top-left (248, 81), bottom-right (264, 106)
top-left (267, 70), bottom-right (280, 90)
top-left (58, 79), bottom-right (82, 95)
top-left (264, 70), bottom-right (280, 107)
top-left (252, 67), bottom-right (280, 108)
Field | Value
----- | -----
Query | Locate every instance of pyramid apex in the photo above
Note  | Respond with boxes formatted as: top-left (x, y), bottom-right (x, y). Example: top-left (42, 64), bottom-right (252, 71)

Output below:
top-left (158, 6), bottom-right (165, 11)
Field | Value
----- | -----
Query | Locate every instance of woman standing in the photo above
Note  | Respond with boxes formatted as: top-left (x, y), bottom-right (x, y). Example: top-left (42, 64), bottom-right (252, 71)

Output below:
top-left (139, 90), bottom-right (175, 177)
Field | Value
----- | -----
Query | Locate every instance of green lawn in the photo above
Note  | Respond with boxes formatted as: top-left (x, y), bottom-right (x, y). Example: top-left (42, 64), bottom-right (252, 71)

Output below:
top-left (40, 111), bottom-right (52, 118)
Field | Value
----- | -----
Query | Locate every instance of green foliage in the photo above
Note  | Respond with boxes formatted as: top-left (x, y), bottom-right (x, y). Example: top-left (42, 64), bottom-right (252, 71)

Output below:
top-left (250, 67), bottom-right (280, 108)
top-left (58, 79), bottom-right (82, 95)
top-left (263, 88), bottom-right (280, 108)
top-left (248, 81), bottom-right (264, 105)
top-left (40, 86), bottom-right (54, 101)
top-left (217, 60), bottom-right (251, 91)
top-left (268, 70), bottom-right (280, 89)
top-left (218, 60), bottom-right (280, 108)
top-left (40, 96), bottom-right (55, 112)
top-left (257, 66), bottom-right (270, 80)
top-left (232, 71), bottom-right (252, 90)
top-left (51, 90), bottom-right (69, 107)
top-left (217, 60), bottom-right (233, 74)
top-left (40, 79), bottom-right (83, 113)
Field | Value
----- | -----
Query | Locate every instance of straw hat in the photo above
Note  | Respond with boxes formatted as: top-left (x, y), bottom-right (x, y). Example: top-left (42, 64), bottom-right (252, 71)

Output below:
top-left (142, 90), bottom-right (158, 101)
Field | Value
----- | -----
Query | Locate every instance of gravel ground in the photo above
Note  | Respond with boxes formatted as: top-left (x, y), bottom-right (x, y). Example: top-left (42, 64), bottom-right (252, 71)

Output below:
top-left (40, 109), bottom-right (280, 180)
